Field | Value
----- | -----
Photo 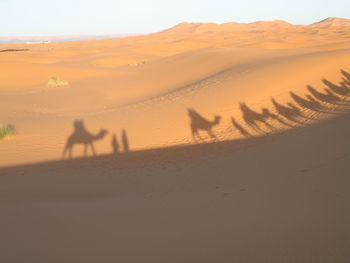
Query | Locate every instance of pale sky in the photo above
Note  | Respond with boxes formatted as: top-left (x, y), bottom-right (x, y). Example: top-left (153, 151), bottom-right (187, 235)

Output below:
top-left (1, 0), bottom-right (349, 36)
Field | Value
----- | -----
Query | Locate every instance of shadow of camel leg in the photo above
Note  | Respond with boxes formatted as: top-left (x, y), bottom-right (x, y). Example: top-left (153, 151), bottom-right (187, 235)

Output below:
top-left (68, 146), bottom-right (73, 159)
top-left (208, 130), bottom-right (216, 139)
top-left (84, 144), bottom-right (88, 157)
top-left (62, 146), bottom-right (67, 159)
top-left (90, 143), bottom-right (96, 156)
top-left (191, 129), bottom-right (199, 141)
top-left (191, 129), bottom-right (197, 140)
top-left (194, 132), bottom-right (203, 142)
top-left (262, 121), bottom-right (275, 130)
top-left (248, 122), bottom-right (262, 133)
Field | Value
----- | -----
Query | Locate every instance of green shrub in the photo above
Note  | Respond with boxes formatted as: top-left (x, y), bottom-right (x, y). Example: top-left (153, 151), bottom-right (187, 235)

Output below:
top-left (46, 76), bottom-right (69, 88)
top-left (0, 125), bottom-right (15, 140)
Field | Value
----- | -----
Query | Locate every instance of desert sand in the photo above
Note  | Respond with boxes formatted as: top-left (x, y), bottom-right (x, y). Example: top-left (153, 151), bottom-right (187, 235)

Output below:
top-left (0, 17), bottom-right (350, 262)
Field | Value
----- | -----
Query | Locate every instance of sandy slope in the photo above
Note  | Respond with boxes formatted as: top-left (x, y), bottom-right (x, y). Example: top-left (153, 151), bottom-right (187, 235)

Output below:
top-left (0, 18), bottom-right (350, 262)
top-left (0, 101), bottom-right (349, 263)
top-left (1, 46), bottom-right (349, 165)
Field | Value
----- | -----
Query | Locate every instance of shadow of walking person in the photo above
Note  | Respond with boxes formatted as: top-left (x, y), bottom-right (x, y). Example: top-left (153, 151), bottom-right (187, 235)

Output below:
top-left (62, 120), bottom-right (108, 159)
top-left (122, 129), bottom-right (130, 153)
top-left (231, 117), bottom-right (252, 137)
top-left (111, 133), bottom-right (120, 154)
top-left (188, 108), bottom-right (221, 141)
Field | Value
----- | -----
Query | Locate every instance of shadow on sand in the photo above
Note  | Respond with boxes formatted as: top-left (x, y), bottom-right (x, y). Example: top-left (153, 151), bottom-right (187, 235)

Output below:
top-left (307, 85), bottom-right (343, 105)
top-left (271, 98), bottom-right (306, 124)
top-left (62, 120), bottom-right (108, 159)
top-left (290, 92), bottom-right (328, 113)
top-left (231, 70), bottom-right (350, 135)
top-left (231, 117), bottom-right (252, 137)
top-left (239, 102), bottom-right (275, 133)
top-left (62, 119), bottom-right (132, 159)
top-left (1, 107), bottom-right (349, 187)
top-left (5, 69), bottom-right (349, 169)
top-left (188, 108), bottom-right (221, 141)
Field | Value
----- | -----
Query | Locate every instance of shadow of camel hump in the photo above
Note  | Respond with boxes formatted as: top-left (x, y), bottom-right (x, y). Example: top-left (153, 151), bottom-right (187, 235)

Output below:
top-left (62, 120), bottom-right (108, 159)
top-left (188, 108), bottom-right (221, 140)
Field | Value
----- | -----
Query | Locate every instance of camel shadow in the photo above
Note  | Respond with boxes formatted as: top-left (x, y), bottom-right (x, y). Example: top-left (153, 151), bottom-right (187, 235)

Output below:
top-left (239, 102), bottom-right (275, 133)
top-left (188, 108), bottom-right (221, 141)
top-left (289, 91), bottom-right (330, 114)
top-left (307, 85), bottom-right (343, 105)
top-left (290, 70), bottom-right (350, 114)
top-left (271, 98), bottom-right (312, 124)
top-left (322, 78), bottom-right (350, 97)
top-left (261, 107), bottom-right (296, 128)
top-left (62, 120), bottom-right (108, 159)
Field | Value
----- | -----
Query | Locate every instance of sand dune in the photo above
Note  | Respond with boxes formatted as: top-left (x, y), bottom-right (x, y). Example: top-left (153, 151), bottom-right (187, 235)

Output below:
top-left (1, 46), bottom-right (349, 165)
top-left (311, 17), bottom-right (350, 28)
top-left (0, 18), bottom-right (350, 262)
top-left (1, 94), bottom-right (349, 263)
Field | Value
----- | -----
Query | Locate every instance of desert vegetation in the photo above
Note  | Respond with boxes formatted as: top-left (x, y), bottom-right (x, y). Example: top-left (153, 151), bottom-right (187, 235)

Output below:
top-left (0, 125), bottom-right (14, 140)
top-left (46, 76), bottom-right (69, 88)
